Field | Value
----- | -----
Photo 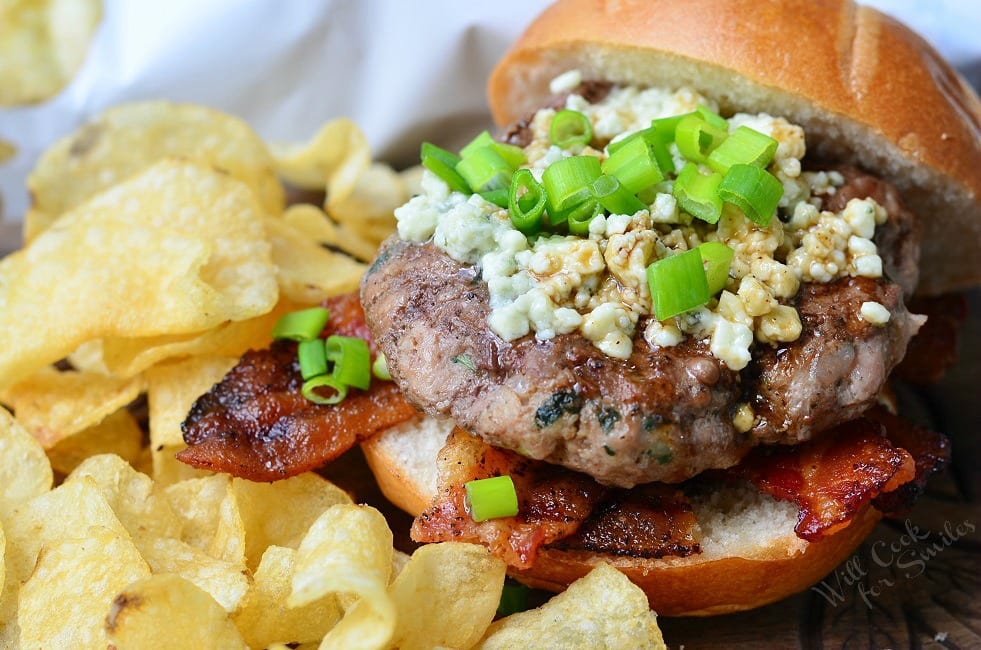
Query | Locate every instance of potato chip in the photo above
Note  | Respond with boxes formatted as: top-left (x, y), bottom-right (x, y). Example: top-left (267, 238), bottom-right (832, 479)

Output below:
top-left (26, 101), bottom-right (284, 240)
top-left (146, 356), bottom-right (238, 483)
top-left (105, 573), bottom-right (247, 649)
top-left (164, 474), bottom-right (245, 565)
top-left (326, 162), bottom-right (405, 246)
top-left (0, 406), bottom-right (53, 522)
top-left (283, 203), bottom-right (379, 263)
top-left (232, 473), bottom-right (353, 570)
top-left (271, 118), bottom-right (369, 193)
top-left (134, 534), bottom-right (250, 613)
top-left (0, 519), bottom-right (6, 600)
top-left (388, 542), bottom-right (506, 650)
top-left (0, 0), bottom-right (102, 106)
top-left (18, 526), bottom-right (150, 650)
top-left (265, 216), bottom-right (366, 304)
top-left (476, 563), bottom-right (666, 650)
top-left (0, 365), bottom-right (144, 447)
top-left (65, 454), bottom-right (182, 540)
top-left (232, 545), bottom-right (341, 648)
top-left (0, 525), bottom-right (16, 649)
top-left (290, 504), bottom-right (395, 650)
top-left (0, 159), bottom-right (279, 390)
top-left (46, 407), bottom-right (144, 475)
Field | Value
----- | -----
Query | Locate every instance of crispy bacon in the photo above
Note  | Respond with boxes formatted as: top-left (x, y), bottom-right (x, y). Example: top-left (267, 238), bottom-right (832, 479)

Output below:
top-left (411, 428), bottom-right (699, 568)
top-left (894, 293), bottom-right (967, 383)
top-left (869, 408), bottom-right (951, 515)
top-left (178, 294), bottom-right (418, 481)
top-left (727, 418), bottom-right (916, 541)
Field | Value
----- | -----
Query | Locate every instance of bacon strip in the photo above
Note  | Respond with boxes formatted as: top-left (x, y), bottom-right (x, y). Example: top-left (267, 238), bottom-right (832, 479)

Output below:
top-left (411, 428), bottom-right (699, 568)
top-left (869, 408), bottom-right (951, 515)
top-left (178, 293), bottom-right (418, 481)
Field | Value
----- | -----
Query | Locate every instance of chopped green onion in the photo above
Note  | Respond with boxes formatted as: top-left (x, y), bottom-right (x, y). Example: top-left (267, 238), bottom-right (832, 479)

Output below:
top-left (697, 241), bottom-right (735, 294)
top-left (707, 126), bottom-right (778, 174)
top-left (675, 114), bottom-right (728, 163)
top-left (590, 174), bottom-right (646, 215)
top-left (372, 353), bottom-right (391, 381)
top-left (718, 164), bottom-right (784, 226)
top-left (696, 105), bottom-right (729, 130)
top-left (550, 109), bottom-right (593, 148)
top-left (600, 136), bottom-right (664, 194)
top-left (456, 147), bottom-right (512, 192)
top-left (646, 248), bottom-right (711, 320)
top-left (461, 131), bottom-right (526, 168)
top-left (271, 307), bottom-right (331, 341)
top-left (542, 155), bottom-right (602, 216)
top-left (464, 475), bottom-right (519, 522)
top-left (420, 143), bottom-right (470, 194)
top-left (479, 188), bottom-right (509, 208)
top-left (508, 169), bottom-right (546, 235)
top-left (672, 163), bottom-right (724, 224)
top-left (325, 335), bottom-right (371, 390)
top-left (566, 199), bottom-right (603, 236)
top-left (301, 375), bottom-right (348, 405)
top-left (497, 582), bottom-right (530, 617)
top-left (607, 126), bottom-right (675, 176)
top-left (297, 338), bottom-right (328, 380)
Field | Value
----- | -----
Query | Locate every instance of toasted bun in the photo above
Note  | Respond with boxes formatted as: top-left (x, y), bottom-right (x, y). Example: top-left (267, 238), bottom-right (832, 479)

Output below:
top-left (487, 0), bottom-right (981, 295)
top-left (361, 415), bottom-right (881, 616)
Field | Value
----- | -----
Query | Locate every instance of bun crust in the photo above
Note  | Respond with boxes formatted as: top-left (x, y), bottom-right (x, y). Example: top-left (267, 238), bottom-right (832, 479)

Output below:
top-left (361, 419), bottom-right (881, 616)
top-left (487, 0), bottom-right (981, 294)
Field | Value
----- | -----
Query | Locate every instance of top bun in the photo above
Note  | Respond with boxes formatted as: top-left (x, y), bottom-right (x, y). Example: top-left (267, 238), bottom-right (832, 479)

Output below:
top-left (488, 0), bottom-right (981, 295)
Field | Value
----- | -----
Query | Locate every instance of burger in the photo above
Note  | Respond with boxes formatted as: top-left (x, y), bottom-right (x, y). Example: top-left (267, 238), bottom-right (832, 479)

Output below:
top-left (180, 0), bottom-right (979, 616)
top-left (357, 0), bottom-right (978, 615)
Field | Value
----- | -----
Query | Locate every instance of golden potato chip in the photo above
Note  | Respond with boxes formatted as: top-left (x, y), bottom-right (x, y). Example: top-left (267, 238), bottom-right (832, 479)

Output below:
top-left (0, 0), bottom-right (102, 106)
top-left (283, 203), bottom-right (379, 263)
top-left (134, 534), bottom-right (249, 613)
top-left (0, 406), bottom-right (53, 522)
top-left (232, 473), bottom-right (352, 570)
top-left (18, 526), bottom-right (150, 650)
top-left (232, 545), bottom-right (341, 648)
top-left (388, 542), bottom-right (506, 650)
top-left (27, 101), bottom-right (284, 240)
top-left (0, 519), bottom-right (6, 599)
top-left (0, 530), bottom-right (16, 649)
top-left (265, 216), bottom-right (366, 304)
top-left (327, 162), bottom-right (405, 246)
top-left (0, 365), bottom-right (144, 447)
top-left (271, 118), bottom-right (369, 193)
top-left (0, 159), bottom-right (279, 390)
top-left (46, 407), bottom-right (143, 475)
top-left (65, 454), bottom-right (182, 540)
top-left (290, 504), bottom-right (395, 650)
top-left (163, 474), bottom-right (245, 565)
top-left (146, 356), bottom-right (237, 483)
top-left (105, 573), bottom-right (247, 649)
top-left (476, 563), bottom-right (666, 650)
top-left (66, 339), bottom-right (111, 374)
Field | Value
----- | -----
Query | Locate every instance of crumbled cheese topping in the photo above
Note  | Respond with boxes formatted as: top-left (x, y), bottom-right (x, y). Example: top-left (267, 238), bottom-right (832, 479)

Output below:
top-left (394, 73), bottom-right (894, 369)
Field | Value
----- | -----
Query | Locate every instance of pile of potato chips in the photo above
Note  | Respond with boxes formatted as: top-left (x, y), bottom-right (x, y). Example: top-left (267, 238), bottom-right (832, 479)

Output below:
top-left (0, 101), bottom-right (666, 648)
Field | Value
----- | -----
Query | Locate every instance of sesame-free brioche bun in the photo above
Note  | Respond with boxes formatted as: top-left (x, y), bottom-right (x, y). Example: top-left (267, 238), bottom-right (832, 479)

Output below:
top-left (487, 0), bottom-right (981, 295)
top-left (361, 416), bottom-right (882, 616)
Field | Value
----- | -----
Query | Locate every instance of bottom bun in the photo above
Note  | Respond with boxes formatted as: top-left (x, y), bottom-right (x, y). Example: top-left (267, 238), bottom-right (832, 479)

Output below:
top-left (360, 415), bottom-right (880, 616)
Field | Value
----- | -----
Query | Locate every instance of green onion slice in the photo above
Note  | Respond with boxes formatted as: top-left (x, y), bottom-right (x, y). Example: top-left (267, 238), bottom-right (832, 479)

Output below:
top-left (456, 147), bottom-right (512, 192)
top-left (590, 174), bottom-right (646, 216)
top-left (479, 188), bottom-right (509, 208)
top-left (707, 126), bottom-right (778, 174)
top-left (607, 126), bottom-right (675, 176)
top-left (301, 375), bottom-right (348, 405)
top-left (697, 241), bottom-right (735, 295)
top-left (420, 143), bottom-right (470, 194)
top-left (372, 353), bottom-right (392, 381)
top-left (718, 164), bottom-right (784, 226)
top-left (497, 582), bottom-right (530, 617)
top-left (325, 335), bottom-right (371, 390)
top-left (297, 338), bottom-right (328, 380)
top-left (542, 155), bottom-right (602, 217)
top-left (566, 199), bottom-right (603, 236)
top-left (646, 248), bottom-right (711, 320)
top-left (508, 169), bottom-right (546, 235)
top-left (675, 114), bottom-right (728, 163)
top-left (461, 131), bottom-right (526, 168)
top-left (464, 475), bottom-right (519, 522)
top-left (600, 136), bottom-right (664, 195)
top-left (696, 105), bottom-right (729, 130)
top-left (672, 163), bottom-right (724, 224)
top-left (550, 109), bottom-right (593, 148)
top-left (271, 307), bottom-right (331, 341)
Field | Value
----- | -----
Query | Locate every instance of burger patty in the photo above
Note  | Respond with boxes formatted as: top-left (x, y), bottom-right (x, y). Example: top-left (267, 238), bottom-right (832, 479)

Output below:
top-left (362, 175), bottom-right (923, 488)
